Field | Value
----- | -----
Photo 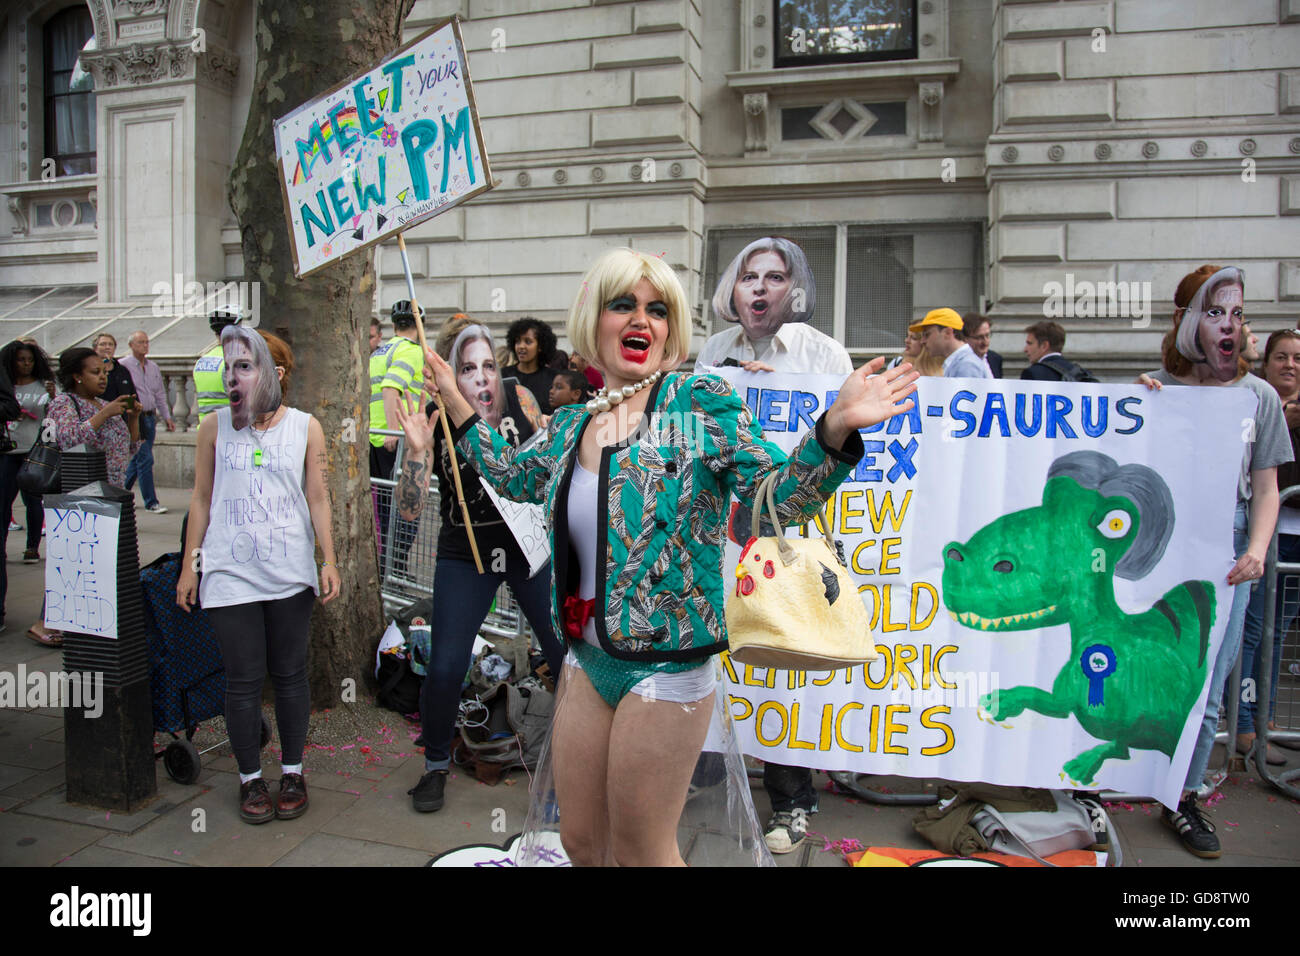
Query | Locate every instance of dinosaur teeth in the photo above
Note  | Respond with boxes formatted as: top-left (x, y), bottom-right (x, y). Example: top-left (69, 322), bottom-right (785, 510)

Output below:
top-left (949, 611), bottom-right (958, 622)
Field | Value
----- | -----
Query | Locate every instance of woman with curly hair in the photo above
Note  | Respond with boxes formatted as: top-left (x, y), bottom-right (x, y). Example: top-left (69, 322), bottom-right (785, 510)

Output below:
top-left (504, 316), bottom-right (560, 415)
top-left (1, 340), bottom-right (56, 640)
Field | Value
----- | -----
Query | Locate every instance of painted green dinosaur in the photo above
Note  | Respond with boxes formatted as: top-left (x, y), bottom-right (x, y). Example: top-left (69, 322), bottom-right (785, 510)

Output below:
top-left (941, 451), bottom-right (1216, 786)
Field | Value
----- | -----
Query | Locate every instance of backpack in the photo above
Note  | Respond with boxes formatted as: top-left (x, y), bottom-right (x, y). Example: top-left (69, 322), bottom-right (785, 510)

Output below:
top-left (1038, 355), bottom-right (1100, 383)
top-left (373, 596), bottom-right (435, 716)
top-left (971, 791), bottom-right (1120, 866)
top-left (453, 677), bottom-right (555, 784)
top-left (376, 649), bottom-right (422, 715)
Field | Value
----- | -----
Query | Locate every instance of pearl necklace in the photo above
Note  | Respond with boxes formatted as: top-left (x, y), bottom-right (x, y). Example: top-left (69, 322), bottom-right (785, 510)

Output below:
top-left (585, 370), bottom-right (661, 414)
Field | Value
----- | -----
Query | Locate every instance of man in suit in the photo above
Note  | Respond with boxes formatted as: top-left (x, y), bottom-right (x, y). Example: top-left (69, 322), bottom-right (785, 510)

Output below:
top-left (1021, 321), bottom-right (1073, 380)
top-left (963, 313), bottom-right (1002, 378)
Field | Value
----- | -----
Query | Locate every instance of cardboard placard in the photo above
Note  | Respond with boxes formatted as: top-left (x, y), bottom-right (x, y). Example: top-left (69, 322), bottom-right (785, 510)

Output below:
top-left (273, 17), bottom-right (493, 277)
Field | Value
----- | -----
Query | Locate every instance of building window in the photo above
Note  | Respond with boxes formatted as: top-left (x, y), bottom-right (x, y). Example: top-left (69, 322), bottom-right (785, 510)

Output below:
top-left (775, 0), bottom-right (917, 68)
top-left (43, 6), bottom-right (96, 177)
top-left (704, 221), bottom-right (983, 355)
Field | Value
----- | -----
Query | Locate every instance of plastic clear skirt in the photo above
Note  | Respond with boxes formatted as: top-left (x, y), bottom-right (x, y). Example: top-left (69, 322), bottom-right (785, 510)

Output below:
top-left (513, 655), bottom-right (775, 867)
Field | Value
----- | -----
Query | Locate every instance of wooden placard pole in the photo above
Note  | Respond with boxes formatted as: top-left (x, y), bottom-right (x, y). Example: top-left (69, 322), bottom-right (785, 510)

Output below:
top-left (397, 232), bottom-right (484, 574)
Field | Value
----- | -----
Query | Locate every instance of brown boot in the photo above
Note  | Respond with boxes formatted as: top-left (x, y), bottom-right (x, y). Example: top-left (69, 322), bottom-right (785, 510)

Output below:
top-left (276, 773), bottom-right (309, 820)
top-left (239, 778), bottom-right (275, 824)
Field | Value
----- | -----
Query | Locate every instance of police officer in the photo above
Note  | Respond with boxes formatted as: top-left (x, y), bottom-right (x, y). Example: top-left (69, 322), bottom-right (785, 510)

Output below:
top-left (193, 309), bottom-right (241, 422)
top-left (370, 301), bottom-right (425, 576)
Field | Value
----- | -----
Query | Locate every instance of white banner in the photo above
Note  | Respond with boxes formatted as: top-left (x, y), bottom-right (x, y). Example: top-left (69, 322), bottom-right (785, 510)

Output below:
top-left (273, 18), bottom-right (492, 277)
top-left (711, 370), bottom-right (1254, 809)
top-left (44, 501), bottom-right (120, 639)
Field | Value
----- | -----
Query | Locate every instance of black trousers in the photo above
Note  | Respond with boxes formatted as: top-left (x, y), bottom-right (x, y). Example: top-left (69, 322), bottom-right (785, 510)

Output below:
top-left (208, 587), bottom-right (316, 774)
top-left (764, 762), bottom-right (818, 814)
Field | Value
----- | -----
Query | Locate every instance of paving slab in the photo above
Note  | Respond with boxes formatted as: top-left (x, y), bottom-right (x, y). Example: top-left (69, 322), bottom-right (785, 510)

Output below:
top-left (273, 832), bottom-right (434, 867)
top-left (0, 815), bottom-right (105, 866)
top-left (0, 763), bottom-right (41, 791)
top-left (97, 771), bottom-right (355, 866)
top-left (15, 772), bottom-right (205, 834)
top-left (320, 766), bottom-right (532, 854)
top-left (0, 765), bottom-right (65, 802)
top-left (0, 734), bottom-right (63, 772)
top-left (55, 844), bottom-right (190, 867)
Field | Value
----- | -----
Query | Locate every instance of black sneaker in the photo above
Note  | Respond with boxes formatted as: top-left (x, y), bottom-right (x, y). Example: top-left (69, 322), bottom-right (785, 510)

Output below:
top-left (1162, 795), bottom-right (1221, 858)
top-left (764, 807), bottom-right (809, 854)
top-left (408, 769), bottom-right (447, 813)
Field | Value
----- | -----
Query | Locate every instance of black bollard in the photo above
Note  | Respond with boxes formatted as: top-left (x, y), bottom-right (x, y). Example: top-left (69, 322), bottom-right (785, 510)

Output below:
top-left (48, 449), bottom-right (156, 811)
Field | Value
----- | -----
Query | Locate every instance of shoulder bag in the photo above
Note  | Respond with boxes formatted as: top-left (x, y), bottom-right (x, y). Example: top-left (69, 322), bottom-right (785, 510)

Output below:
top-left (725, 472), bottom-right (881, 670)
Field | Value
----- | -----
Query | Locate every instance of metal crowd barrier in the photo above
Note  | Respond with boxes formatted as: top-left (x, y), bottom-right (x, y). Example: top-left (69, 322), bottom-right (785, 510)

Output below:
top-left (369, 428), bottom-right (534, 647)
top-left (1102, 486), bottom-right (1300, 804)
top-left (1250, 485), bottom-right (1300, 799)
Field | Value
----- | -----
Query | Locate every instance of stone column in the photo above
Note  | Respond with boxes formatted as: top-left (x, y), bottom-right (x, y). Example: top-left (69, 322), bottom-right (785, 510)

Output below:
top-left (77, 0), bottom-right (240, 303)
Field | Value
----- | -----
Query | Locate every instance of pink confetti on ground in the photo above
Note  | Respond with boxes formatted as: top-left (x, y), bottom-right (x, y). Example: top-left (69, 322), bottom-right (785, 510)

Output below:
top-left (343, 790), bottom-right (360, 796)
top-left (1224, 820), bottom-right (1239, 827)
top-left (822, 838), bottom-right (864, 859)
top-left (1205, 791), bottom-right (1226, 807)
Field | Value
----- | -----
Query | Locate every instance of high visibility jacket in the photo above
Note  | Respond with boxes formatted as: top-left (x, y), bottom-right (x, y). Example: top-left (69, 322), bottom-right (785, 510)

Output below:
top-left (193, 343), bottom-right (227, 421)
top-left (368, 335), bottom-right (424, 447)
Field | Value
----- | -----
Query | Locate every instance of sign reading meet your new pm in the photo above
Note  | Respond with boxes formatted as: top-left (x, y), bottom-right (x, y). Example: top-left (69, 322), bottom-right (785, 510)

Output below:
top-left (44, 497), bottom-right (121, 639)
top-left (709, 370), bottom-right (1253, 809)
top-left (273, 17), bottom-right (493, 277)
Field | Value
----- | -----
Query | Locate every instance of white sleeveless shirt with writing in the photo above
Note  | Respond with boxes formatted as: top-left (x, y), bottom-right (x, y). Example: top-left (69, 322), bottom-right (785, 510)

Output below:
top-left (199, 406), bottom-right (319, 609)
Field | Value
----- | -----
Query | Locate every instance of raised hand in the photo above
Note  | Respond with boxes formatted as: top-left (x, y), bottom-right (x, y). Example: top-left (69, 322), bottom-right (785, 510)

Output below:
top-left (823, 357), bottom-right (919, 447)
top-left (392, 392), bottom-right (438, 456)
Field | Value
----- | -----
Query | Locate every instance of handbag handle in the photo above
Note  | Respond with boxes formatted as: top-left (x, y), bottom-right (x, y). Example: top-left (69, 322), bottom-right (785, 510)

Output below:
top-left (750, 472), bottom-right (837, 567)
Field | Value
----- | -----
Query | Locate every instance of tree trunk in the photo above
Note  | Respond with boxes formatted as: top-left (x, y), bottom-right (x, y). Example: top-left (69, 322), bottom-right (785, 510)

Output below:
top-left (229, 0), bottom-right (416, 702)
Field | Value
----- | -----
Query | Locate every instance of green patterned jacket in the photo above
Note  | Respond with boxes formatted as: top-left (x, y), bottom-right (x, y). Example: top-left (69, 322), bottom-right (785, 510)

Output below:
top-left (452, 371), bottom-right (863, 662)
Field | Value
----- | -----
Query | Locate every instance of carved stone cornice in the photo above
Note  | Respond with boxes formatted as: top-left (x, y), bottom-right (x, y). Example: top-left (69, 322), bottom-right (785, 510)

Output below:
top-left (196, 47), bottom-right (240, 92)
top-left (79, 41), bottom-right (193, 89)
top-left (115, 0), bottom-right (168, 15)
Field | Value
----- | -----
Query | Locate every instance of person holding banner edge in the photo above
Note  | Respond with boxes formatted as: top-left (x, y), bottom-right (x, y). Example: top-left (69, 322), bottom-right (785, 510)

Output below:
top-left (400, 247), bottom-right (918, 866)
top-left (1137, 265), bottom-right (1291, 858)
top-left (695, 236), bottom-right (851, 855)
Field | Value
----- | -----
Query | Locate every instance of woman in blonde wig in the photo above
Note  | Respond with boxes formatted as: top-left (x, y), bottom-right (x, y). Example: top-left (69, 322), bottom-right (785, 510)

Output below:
top-left (398, 247), bottom-right (918, 865)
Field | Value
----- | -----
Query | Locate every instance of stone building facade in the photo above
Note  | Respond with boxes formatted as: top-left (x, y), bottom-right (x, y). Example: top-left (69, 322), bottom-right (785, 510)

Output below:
top-left (1, 0), bottom-right (1298, 388)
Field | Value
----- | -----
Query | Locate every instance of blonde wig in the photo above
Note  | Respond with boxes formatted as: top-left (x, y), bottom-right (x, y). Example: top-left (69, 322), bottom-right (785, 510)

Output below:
top-left (566, 247), bottom-right (692, 371)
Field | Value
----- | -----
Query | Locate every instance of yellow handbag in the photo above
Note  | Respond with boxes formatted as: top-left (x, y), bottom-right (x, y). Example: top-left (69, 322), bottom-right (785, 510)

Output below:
top-left (725, 473), bottom-right (880, 671)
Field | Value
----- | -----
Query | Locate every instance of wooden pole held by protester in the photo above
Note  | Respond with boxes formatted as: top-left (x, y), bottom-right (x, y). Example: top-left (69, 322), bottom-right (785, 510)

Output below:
top-left (397, 232), bottom-right (484, 574)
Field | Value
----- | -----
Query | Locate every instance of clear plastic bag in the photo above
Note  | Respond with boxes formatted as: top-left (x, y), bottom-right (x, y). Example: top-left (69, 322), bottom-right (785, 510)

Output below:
top-left (514, 655), bottom-right (774, 867)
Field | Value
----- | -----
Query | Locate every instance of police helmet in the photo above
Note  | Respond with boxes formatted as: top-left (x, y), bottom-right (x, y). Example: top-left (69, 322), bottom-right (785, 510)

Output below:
top-left (391, 300), bottom-right (424, 329)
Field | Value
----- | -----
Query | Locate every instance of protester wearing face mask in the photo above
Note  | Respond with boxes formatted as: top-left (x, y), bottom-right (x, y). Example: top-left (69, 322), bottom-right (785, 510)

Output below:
top-left (177, 327), bottom-right (340, 826)
top-left (1137, 265), bottom-right (1292, 858)
top-left (395, 317), bottom-right (559, 816)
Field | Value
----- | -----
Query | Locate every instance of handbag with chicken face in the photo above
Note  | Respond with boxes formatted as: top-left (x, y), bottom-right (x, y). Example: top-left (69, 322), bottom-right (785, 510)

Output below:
top-left (725, 473), bottom-right (880, 671)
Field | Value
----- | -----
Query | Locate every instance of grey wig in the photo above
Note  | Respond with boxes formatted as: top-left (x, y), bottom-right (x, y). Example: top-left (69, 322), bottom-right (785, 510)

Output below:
top-left (711, 237), bottom-right (817, 325)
